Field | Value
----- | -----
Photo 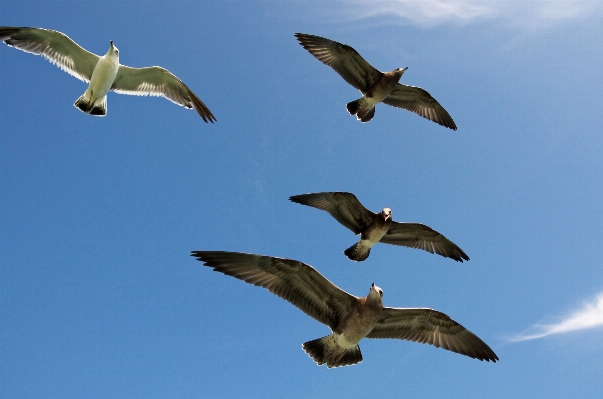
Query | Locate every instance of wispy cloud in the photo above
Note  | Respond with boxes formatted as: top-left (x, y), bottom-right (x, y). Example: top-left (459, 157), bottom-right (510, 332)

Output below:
top-left (508, 293), bottom-right (603, 342)
top-left (336, 0), bottom-right (603, 29)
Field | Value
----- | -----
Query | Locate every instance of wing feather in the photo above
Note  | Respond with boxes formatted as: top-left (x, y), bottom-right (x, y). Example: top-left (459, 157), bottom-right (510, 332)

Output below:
top-left (0, 26), bottom-right (99, 83)
top-left (191, 251), bottom-right (357, 330)
top-left (380, 222), bottom-right (469, 262)
top-left (111, 65), bottom-right (216, 123)
top-left (294, 33), bottom-right (382, 93)
top-left (289, 192), bottom-right (376, 234)
top-left (367, 307), bottom-right (498, 362)
top-left (382, 83), bottom-right (457, 130)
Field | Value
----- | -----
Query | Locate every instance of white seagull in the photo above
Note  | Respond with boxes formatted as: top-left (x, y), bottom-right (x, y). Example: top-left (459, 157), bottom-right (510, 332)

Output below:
top-left (0, 26), bottom-right (216, 122)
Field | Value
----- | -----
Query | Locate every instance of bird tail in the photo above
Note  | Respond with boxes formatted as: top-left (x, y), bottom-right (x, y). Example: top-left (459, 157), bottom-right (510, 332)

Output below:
top-left (302, 335), bottom-right (362, 368)
top-left (344, 242), bottom-right (371, 262)
top-left (346, 98), bottom-right (375, 122)
top-left (346, 99), bottom-right (361, 115)
top-left (74, 93), bottom-right (107, 117)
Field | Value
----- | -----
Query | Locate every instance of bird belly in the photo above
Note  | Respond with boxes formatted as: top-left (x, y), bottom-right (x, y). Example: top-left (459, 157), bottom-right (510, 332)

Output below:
top-left (87, 57), bottom-right (119, 99)
top-left (362, 95), bottom-right (382, 108)
top-left (355, 239), bottom-right (374, 254)
top-left (337, 320), bottom-right (378, 349)
top-left (354, 228), bottom-right (386, 256)
top-left (355, 94), bottom-right (389, 119)
top-left (365, 89), bottom-right (392, 105)
top-left (336, 332), bottom-right (362, 349)
top-left (365, 79), bottom-right (397, 104)
top-left (361, 224), bottom-right (389, 247)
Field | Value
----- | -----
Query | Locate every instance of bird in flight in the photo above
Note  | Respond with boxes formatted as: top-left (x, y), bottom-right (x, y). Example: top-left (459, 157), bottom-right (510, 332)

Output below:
top-left (290, 192), bottom-right (469, 262)
top-left (0, 26), bottom-right (216, 122)
top-left (295, 33), bottom-right (456, 129)
top-left (191, 251), bottom-right (498, 368)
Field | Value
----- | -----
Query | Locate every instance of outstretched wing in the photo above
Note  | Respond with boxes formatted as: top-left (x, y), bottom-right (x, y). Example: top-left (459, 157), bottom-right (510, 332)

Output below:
top-left (289, 192), bottom-right (376, 235)
top-left (111, 65), bottom-right (216, 123)
top-left (382, 83), bottom-right (457, 130)
top-left (0, 26), bottom-right (99, 82)
top-left (380, 222), bottom-right (469, 262)
top-left (295, 33), bottom-right (382, 93)
top-left (191, 251), bottom-right (357, 330)
top-left (367, 307), bottom-right (498, 362)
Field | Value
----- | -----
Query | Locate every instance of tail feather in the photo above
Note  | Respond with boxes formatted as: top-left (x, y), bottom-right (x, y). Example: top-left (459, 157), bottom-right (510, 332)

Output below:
top-left (359, 106), bottom-right (375, 122)
top-left (302, 335), bottom-right (362, 368)
top-left (74, 94), bottom-right (107, 117)
top-left (344, 243), bottom-right (370, 262)
top-left (346, 99), bottom-right (360, 115)
top-left (74, 94), bottom-right (88, 112)
top-left (346, 98), bottom-right (375, 122)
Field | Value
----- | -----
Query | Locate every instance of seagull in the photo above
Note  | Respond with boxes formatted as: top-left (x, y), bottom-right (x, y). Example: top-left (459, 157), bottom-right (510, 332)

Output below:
top-left (294, 33), bottom-right (456, 128)
top-left (289, 192), bottom-right (469, 262)
top-left (0, 27), bottom-right (216, 122)
top-left (191, 251), bottom-right (498, 368)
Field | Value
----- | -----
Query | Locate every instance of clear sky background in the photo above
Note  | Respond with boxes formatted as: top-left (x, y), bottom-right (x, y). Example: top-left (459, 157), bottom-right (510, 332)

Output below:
top-left (1, 1), bottom-right (603, 398)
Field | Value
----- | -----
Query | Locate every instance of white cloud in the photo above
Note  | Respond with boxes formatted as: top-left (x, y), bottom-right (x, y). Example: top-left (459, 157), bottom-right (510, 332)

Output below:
top-left (336, 0), bottom-right (603, 29)
top-left (509, 293), bottom-right (603, 342)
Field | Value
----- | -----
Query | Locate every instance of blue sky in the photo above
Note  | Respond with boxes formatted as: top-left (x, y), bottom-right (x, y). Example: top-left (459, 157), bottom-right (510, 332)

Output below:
top-left (1, 1), bottom-right (603, 397)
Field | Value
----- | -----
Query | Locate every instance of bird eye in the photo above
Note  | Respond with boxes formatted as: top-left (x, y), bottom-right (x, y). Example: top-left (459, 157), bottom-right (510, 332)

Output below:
top-left (379, 290), bottom-right (383, 297)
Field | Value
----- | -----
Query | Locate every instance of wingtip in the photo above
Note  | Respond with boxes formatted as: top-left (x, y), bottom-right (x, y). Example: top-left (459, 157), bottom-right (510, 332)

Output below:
top-left (479, 350), bottom-right (499, 363)
top-left (456, 248), bottom-right (470, 262)
top-left (288, 194), bottom-right (306, 204)
top-left (0, 26), bottom-right (28, 42)
top-left (294, 32), bottom-right (311, 48)
top-left (435, 117), bottom-right (457, 131)
top-left (191, 100), bottom-right (216, 124)
top-left (201, 115), bottom-right (216, 124)
top-left (452, 253), bottom-right (469, 262)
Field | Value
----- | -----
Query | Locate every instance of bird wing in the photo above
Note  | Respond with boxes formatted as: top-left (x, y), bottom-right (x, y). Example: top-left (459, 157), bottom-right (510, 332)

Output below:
top-left (191, 251), bottom-right (357, 330)
top-left (295, 33), bottom-right (382, 93)
top-left (380, 222), bottom-right (469, 262)
top-left (382, 83), bottom-right (457, 130)
top-left (0, 26), bottom-right (100, 83)
top-left (367, 307), bottom-right (498, 362)
top-left (111, 65), bottom-right (216, 123)
top-left (289, 192), bottom-right (376, 235)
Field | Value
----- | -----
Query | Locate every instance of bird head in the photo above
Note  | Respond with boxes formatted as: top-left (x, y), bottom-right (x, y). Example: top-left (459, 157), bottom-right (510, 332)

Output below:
top-left (381, 208), bottom-right (392, 221)
top-left (109, 40), bottom-right (119, 58)
top-left (393, 67), bottom-right (408, 82)
top-left (369, 282), bottom-right (384, 299)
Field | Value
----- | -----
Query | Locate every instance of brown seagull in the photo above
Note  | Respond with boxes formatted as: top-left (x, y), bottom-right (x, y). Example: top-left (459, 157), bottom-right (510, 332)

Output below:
top-left (290, 192), bottom-right (469, 262)
top-left (191, 251), bottom-right (498, 368)
top-left (0, 27), bottom-right (216, 122)
top-left (294, 33), bottom-right (456, 128)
